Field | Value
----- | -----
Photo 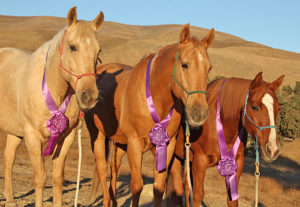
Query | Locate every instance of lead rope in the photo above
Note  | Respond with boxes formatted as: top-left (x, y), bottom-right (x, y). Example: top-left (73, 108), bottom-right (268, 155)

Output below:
top-left (254, 130), bottom-right (260, 207)
top-left (185, 120), bottom-right (193, 206)
top-left (74, 111), bottom-right (84, 207)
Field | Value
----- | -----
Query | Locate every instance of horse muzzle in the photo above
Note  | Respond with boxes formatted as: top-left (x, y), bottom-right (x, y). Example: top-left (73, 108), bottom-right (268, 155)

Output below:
top-left (262, 142), bottom-right (280, 162)
top-left (77, 89), bottom-right (98, 111)
top-left (186, 104), bottom-right (209, 127)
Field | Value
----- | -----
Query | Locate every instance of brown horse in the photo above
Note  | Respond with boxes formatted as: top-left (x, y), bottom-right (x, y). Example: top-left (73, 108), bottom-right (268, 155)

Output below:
top-left (84, 24), bottom-right (215, 206)
top-left (169, 72), bottom-right (284, 207)
top-left (0, 7), bottom-right (104, 207)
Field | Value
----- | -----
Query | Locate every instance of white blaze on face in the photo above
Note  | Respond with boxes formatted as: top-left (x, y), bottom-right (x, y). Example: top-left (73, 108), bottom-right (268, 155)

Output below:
top-left (262, 93), bottom-right (278, 152)
top-left (86, 38), bottom-right (91, 45)
top-left (197, 52), bottom-right (203, 63)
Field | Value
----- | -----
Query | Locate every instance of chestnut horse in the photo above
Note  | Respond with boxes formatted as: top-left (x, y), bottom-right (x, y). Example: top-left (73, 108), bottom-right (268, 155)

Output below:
top-left (169, 72), bottom-right (284, 207)
top-left (84, 24), bottom-right (215, 206)
top-left (0, 7), bottom-right (104, 207)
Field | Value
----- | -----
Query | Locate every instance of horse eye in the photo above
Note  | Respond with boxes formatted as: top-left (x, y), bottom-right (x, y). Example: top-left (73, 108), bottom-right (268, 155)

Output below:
top-left (181, 63), bottom-right (189, 69)
top-left (252, 105), bottom-right (259, 111)
top-left (70, 45), bottom-right (77, 51)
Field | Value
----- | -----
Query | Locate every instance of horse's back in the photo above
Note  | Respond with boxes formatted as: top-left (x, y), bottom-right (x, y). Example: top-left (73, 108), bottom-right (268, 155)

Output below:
top-left (96, 63), bottom-right (132, 74)
top-left (0, 47), bottom-right (30, 64)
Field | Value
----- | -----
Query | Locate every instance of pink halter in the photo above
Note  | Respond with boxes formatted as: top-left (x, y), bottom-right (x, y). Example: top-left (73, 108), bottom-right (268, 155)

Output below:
top-left (59, 31), bottom-right (97, 90)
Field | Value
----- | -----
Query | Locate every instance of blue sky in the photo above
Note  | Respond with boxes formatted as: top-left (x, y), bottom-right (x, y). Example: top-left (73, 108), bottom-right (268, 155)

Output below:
top-left (1, 0), bottom-right (299, 54)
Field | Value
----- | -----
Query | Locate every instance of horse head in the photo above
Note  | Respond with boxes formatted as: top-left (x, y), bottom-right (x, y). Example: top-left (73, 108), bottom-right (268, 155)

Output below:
top-left (172, 24), bottom-right (215, 127)
top-left (244, 72), bottom-right (284, 161)
top-left (59, 7), bottom-right (104, 111)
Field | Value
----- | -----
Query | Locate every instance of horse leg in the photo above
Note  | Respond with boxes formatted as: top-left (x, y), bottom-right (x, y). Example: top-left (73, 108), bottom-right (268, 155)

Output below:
top-left (4, 134), bottom-right (22, 207)
top-left (109, 143), bottom-right (126, 206)
top-left (153, 136), bottom-right (176, 207)
top-left (191, 152), bottom-right (207, 207)
top-left (169, 156), bottom-right (184, 206)
top-left (227, 154), bottom-right (244, 207)
top-left (52, 129), bottom-right (76, 207)
top-left (94, 131), bottom-right (110, 207)
top-left (24, 130), bottom-right (46, 207)
top-left (127, 138), bottom-right (144, 207)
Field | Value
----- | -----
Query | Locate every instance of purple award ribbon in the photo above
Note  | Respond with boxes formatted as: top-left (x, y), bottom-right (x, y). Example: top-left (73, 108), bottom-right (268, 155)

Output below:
top-left (42, 46), bottom-right (73, 156)
top-left (216, 80), bottom-right (243, 201)
top-left (146, 56), bottom-right (174, 171)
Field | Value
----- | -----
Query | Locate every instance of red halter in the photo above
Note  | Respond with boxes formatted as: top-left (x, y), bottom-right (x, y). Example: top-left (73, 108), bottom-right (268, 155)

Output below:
top-left (59, 31), bottom-right (97, 90)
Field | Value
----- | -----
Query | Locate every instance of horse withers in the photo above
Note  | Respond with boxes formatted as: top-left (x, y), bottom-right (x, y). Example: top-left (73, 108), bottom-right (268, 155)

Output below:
top-left (84, 24), bottom-right (215, 207)
top-left (169, 72), bottom-right (284, 207)
top-left (0, 7), bottom-right (104, 207)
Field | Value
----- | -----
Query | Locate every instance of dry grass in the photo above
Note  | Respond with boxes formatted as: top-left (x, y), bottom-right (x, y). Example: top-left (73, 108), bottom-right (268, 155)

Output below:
top-left (258, 177), bottom-right (300, 207)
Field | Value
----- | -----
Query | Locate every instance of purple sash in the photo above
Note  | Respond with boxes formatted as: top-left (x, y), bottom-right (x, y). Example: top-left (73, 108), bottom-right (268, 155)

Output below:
top-left (216, 80), bottom-right (242, 201)
top-left (42, 46), bottom-right (72, 156)
top-left (146, 57), bottom-right (174, 171)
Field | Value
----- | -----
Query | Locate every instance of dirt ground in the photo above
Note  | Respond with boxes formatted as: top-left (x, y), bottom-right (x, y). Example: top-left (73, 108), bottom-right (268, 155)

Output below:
top-left (0, 125), bottom-right (299, 207)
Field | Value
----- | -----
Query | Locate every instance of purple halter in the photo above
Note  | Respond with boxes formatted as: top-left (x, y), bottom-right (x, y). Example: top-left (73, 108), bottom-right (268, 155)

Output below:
top-left (146, 56), bottom-right (174, 171)
top-left (216, 80), bottom-right (243, 201)
top-left (42, 46), bottom-right (72, 156)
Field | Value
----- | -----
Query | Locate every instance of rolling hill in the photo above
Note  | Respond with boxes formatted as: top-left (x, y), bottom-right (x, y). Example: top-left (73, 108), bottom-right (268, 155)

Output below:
top-left (0, 15), bottom-right (299, 86)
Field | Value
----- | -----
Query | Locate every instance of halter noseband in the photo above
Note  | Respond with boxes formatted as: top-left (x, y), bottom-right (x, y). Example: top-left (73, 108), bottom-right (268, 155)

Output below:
top-left (59, 31), bottom-right (97, 90)
top-left (171, 49), bottom-right (208, 106)
top-left (242, 92), bottom-right (276, 162)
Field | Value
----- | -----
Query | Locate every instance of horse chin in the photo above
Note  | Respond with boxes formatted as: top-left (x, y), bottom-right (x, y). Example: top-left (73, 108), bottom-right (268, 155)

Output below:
top-left (186, 115), bottom-right (207, 128)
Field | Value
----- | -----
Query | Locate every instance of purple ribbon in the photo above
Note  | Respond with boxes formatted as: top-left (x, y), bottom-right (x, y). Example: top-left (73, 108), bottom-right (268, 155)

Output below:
top-left (42, 46), bottom-right (72, 156)
top-left (216, 80), bottom-right (243, 201)
top-left (146, 56), bottom-right (174, 171)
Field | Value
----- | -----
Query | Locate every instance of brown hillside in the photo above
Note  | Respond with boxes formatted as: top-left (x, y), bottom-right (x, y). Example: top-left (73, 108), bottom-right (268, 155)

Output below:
top-left (0, 15), bottom-right (299, 86)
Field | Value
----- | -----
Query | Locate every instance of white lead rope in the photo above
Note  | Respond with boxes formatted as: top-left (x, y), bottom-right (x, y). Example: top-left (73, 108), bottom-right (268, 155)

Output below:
top-left (74, 116), bottom-right (83, 207)
top-left (185, 121), bottom-right (193, 206)
top-left (254, 163), bottom-right (260, 207)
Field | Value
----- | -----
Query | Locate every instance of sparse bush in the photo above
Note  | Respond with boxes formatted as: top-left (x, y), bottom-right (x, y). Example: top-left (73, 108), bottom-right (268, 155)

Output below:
top-left (276, 82), bottom-right (300, 139)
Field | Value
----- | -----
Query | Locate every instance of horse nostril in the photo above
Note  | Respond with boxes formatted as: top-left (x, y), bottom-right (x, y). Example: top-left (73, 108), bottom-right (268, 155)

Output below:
top-left (266, 144), bottom-right (272, 156)
top-left (191, 106), bottom-right (201, 122)
top-left (273, 149), bottom-right (280, 158)
top-left (81, 91), bottom-right (92, 105)
top-left (203, 108), bottom-right (209, 120)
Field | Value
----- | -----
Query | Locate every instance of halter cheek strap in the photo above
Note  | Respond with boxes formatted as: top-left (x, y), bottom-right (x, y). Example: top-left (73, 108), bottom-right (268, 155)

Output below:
top-left (59, 31), bottom-right (97, 90)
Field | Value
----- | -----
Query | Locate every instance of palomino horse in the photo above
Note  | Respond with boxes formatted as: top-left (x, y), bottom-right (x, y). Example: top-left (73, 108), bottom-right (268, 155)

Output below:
top-left (169, 72), bottom-right (284, 207)
top-left (0, 7), bottom-right (104, 207)
top-left (84, 24), bottom-right (215, 206)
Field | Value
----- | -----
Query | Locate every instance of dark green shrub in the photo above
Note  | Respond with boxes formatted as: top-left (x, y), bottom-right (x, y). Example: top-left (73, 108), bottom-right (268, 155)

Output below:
top-left (276, 82), bottom-right (300, 139)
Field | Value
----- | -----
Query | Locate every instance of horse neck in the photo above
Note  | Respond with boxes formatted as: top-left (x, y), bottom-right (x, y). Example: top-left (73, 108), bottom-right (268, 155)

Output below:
top-left (44, 30), bottom-right (70, 105)
top-left (219, 78), bottom-right (251, 142)
top-left (149, 45), bottom-right (177, 118)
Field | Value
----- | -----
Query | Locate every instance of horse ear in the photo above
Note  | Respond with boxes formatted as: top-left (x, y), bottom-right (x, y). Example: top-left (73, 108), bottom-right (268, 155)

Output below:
top-left (180, 24), bottom-right (191, 44)
top-left (67, 7), bottom-right (77, 26)
top-left (91, 11), bottom-right (104, 31)
top-left (202, 28), bottom-right (215, 48)
top-left (250, 72), bottom-right (263, 90)
top-left (270, 75), bottom-right (285, 91)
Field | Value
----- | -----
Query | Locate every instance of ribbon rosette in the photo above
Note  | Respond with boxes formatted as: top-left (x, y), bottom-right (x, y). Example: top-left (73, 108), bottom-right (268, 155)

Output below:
top-left (46, 112), bottom-right (69, 135)
top-left (43, 112), bottom-right (69, 156)
top-left (149, 125), bottom-right (169, 172)
top-left (217, 157), bottom-right (238, 177)
top-left (149, 125), bottom-right (169, 146)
